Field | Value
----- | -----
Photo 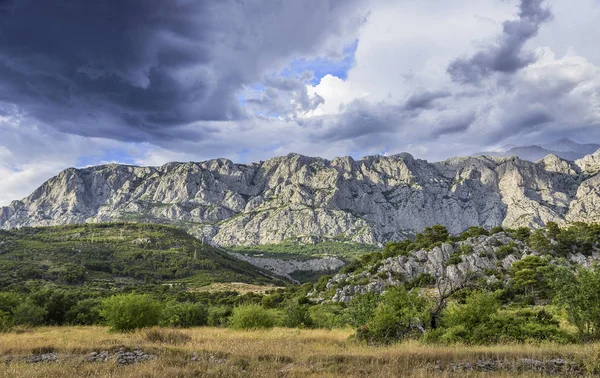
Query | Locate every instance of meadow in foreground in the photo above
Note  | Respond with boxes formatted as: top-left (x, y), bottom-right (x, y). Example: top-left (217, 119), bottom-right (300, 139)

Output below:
top-left (1, 326), bottom-right (600, 377)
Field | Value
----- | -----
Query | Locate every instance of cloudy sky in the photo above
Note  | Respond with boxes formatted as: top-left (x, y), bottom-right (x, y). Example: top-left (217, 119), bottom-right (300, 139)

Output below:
top-left (1, 0), bottom-right (599, 205)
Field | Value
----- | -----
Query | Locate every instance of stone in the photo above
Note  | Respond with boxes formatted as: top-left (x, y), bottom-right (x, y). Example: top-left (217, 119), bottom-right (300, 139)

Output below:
top-left (0, 151), bottom-right (599, 247)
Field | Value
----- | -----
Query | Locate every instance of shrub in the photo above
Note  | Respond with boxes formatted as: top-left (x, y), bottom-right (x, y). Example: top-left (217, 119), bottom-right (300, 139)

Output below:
top-left (0, 310), bottom-right (13, 332)
top-left (229, 304), bottom-right (278, 330)
top-left (343, 293), bottom-right (380, 328)
top-left (12, 300), bottom-right (47, 326)
top-left (490, 226), bottom-right (504, 234)
top-left (383, 240), bottom-right (412, 258)
top-left (279, 301), bottom-right (313, 328)
top-left (406, 273), bottom-right (435, 289)
top-left (309, 303), bottom-right (344, 329)
top-left (66, 298), bottom-right (102, 325)
top-left (0, 292), bottom-right (20, 314)
top-left (446, 251), bottom-right (463, 266)
top-left (101, 293), bottom-right (162, 332)
top-left (207, 306), bottom-right (232, 327)
top-left (426, 291), bottom-right (572, 344)
top-left (514, 227), bottom-right (531, 241)
top-left (356, 286), bottom-right (429, 344)
top-left (160, 302), bottom-right (208, 328)
top-left (496, 242), bottom-right (516, 259)
top-left (460, 226), bottom-right (489, 240)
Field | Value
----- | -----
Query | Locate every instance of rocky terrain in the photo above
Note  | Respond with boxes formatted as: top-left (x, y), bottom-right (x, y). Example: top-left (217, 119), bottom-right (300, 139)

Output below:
top-left (1, 149), bottom-right (600, 246)
top-left (317, 232), bottom-right (599, 303)
top-left (229, 252), bottom-right (345, 283)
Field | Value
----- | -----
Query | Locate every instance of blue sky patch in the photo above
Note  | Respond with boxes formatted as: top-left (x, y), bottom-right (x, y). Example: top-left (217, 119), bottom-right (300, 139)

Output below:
top-left (279, 39), bottom-right (358, 85)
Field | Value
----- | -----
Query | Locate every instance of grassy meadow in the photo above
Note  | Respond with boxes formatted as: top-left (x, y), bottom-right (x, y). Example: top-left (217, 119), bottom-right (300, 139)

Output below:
top-left (1, 326), bottom-right (600, 377)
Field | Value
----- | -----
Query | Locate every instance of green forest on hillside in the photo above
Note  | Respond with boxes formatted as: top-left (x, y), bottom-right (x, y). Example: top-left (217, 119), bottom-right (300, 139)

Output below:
top-left (0, 223), bottom-right (281, 291)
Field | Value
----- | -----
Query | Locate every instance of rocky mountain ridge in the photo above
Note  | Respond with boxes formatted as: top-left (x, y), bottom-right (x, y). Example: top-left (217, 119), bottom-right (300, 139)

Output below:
top-left (1, 149), bottom-right (600, 246)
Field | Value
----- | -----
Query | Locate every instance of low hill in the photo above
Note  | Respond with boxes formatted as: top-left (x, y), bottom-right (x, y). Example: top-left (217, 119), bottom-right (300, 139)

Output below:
top-left (0, 223), bottom-right (284, 291)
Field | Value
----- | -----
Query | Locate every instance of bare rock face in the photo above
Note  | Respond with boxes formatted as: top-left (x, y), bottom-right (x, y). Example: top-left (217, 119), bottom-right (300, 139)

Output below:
top-left (1, 150), bottom-right (599, 246)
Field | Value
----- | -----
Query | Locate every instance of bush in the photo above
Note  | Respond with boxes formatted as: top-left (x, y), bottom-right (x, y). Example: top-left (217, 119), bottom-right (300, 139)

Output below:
top-left (0, 310), bottom-right (13, 332)
top-left (514, 227), bottom-right (531, 241)
top-left (356, 286), bottom-right (429, 344)
top-left (460, 226), bottom-right (489, 240)
top-left (343, 293), bottom-right (380, 328)
top-left (496, 242), bottom-right (516, 259)
top-left (0, 292), bottom-right (20, 314)
top-left (160, 302), bottom-right (208, 328)
top-left (446, 251), bottom-right (463, 266)
top-left (66, 298), bottom-right (102, 325)
top-left (426, 291), bottom-right (572, 344)
top-left (279, 301), bottom-right (313, 328)
top-left (490, 226), bottom-right (504, 234)
top-left (101, 294), bottom-right (162, 332)
top-left (12, 300), bottom-right (47, 326)
top-left (309, 303), bottom-right (344, 329)
top-left (207, 306), bottom-right (232, 327)
top-left (229, 304), bottom-right (278, 330)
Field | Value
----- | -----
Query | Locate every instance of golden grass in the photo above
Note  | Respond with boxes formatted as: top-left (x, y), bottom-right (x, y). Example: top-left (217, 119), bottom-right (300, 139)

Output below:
top-left (1, 327), bottom-right (599, 377)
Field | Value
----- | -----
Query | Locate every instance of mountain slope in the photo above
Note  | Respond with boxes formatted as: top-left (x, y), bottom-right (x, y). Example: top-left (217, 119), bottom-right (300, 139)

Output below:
top-left (1, 150), bottom-right (600, 246)
top-left (0, 223), bottom-right (282, 289)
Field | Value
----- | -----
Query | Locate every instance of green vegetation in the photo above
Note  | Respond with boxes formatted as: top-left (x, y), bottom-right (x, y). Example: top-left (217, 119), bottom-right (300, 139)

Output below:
top-left (2, 221), bottom-right (600, 356)
top-left (229, 304), bottom-right (278, 330)
top-left (101, 293), bottom-right (162, 332)
top-left (0, 222), bottom-right (281, 289)
top-left (229, 240), bottom-right (377, 258)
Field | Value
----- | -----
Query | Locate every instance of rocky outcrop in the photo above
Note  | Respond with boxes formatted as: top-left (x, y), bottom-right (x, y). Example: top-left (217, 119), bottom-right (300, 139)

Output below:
top-left (322, 233), bottom-right (600, 303)
top-left (229, 253), bottom-right (345, 283)
top-left (1, 150), bottom-right (600, 246)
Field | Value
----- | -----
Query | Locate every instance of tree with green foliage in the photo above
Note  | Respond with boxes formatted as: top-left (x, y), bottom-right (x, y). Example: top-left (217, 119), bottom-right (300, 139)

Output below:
top-left (356, 286), bottom-right (429, 344)
top-left (279, 300), bottom-right (313, 328)
top-left (66, 298), bottom-right (102, 325)
top-left (343, 292), bottom-right (380, 328)
top-left (527, 229), bottom-right (553, 255)
top-left (207, 306), bottom-right (232, 327)
top-left (414, 225), bottom-right (450, 250)
top-left (383, 240), bottom-right (412, 258)
top-left (509, 255), bottom-right (552, 301)
top-left (12, 300), bottom-right (47, 326)
top-left (514, 227), bottom-right (531, 241)
top-left (552, 265), bottom-right (600, 339)
top-left (101, 293), bottom-right (162, 332)
top-left (460, 226), bottom-right (489, 240)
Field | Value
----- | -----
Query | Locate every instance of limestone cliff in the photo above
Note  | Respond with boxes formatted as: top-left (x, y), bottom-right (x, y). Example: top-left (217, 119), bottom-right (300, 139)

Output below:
top-left (1, 151), bottom-right (599, 246)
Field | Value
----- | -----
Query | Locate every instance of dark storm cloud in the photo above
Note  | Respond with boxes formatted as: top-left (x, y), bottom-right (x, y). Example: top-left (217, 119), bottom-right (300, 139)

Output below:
top-left (0, 0), bottom-right (366, 142)
top-left (447, 0), bottom-right (552, 85)
top-left (403, 90), bottom-right (451, 111)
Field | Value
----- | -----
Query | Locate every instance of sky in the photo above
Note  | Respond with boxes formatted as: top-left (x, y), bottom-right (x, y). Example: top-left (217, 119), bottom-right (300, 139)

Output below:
top-left (1, 0), bottom-right (600, 205)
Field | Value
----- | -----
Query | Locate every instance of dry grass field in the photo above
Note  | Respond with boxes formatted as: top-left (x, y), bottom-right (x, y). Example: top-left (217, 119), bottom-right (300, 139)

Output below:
top-left (1, 327), bottom-right (600, 377)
